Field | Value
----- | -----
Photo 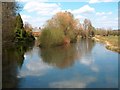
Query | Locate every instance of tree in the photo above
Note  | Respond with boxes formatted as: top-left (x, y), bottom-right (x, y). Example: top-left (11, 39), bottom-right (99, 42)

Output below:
top-left (44, 11), bottom-right (78, 42)
top-left (15, 13), bottom-right (23, 29)
top-left (88, 22), bottom-right (95, 37)
top-left (14, 13), bottom-right (25, 40)
top-left (53, 11), bottom-right (78, 36)
top-left (24, 22), bottom-right (32, 36)
top-left (82, 19), bottom-right (95, 38)
top-left (83, 19), bottom-right (90, 31)
top-left (2, 2), bottom-right (21, 42)
top-left (39, 28), bottom-right (65, 48)
top-left (14, 14), bottom-right (35, 42)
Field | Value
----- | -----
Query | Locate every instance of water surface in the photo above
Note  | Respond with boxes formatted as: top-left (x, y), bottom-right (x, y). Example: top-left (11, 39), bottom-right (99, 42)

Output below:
top-left (2, 39), bottom-right (118, 88)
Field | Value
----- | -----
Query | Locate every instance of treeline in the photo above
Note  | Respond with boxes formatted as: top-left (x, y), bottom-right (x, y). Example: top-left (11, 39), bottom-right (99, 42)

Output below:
top-left (2, 2), bottom-right (35, 44)
top-left (95, 28), bottom-right (120, 36)
top-left (39, 10), bottom-right (120, 48)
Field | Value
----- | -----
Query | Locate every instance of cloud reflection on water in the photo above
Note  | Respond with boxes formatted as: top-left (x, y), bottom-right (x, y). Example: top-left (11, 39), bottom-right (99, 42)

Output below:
top-left (49, 76), bottom-right (96, 88)
top-left (17, 47), bottom-right (52, 78)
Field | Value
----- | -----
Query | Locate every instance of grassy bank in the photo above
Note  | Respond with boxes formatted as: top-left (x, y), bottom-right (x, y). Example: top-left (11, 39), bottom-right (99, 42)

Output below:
top-left (92, 35), bottom-right (120, 53)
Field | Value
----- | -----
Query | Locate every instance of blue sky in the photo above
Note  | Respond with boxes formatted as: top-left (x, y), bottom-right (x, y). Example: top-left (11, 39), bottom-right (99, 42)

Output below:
top-left (17, 0), bottom-right (119, 30)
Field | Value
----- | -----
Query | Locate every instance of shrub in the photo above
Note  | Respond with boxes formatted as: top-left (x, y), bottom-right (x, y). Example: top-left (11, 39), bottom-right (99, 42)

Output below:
top-left (39, 28), bottom-right (65, 48)
top-left (67, 30), bottom-right (77, 43)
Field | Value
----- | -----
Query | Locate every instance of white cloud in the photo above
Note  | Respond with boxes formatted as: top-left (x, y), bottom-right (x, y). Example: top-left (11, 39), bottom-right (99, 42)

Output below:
top-left (96, 12), bottom-right (112, 16)
top-left (115, 17), bottom-right (118, 21)
top-left (21, 1), bottom-right (62, 27)
top-left (30, 17), bottom-right (51, 27)
top-left (23, 3), bottom-right (116, 29)
top-left (108, 12), bottom-right (112, 15)
top-left (22, 3), bottom-right (95, 28)
top-left (21, 14), bottom-right (32, 22)
top-left (89, 0), bottom-right (116, 3)
top-left (89, 0), bottom-right (99, 3)
top-left (17, 0), bottom-right (119, 3)
top-left (94, 15), bottom-right (118, 29)
top-left (76, 15), bottom-right (86, 19)
top-left (16, 0), bottom-right (30, 2)
top-left (16, 0), bottom-right (48, 2)
top-left (72, 5), bottom-right (95, 14)
top-left (20, 1), bottom-right (117, 29)
top-left (96, 12), bottom-right (105, 16)
top-left (24, 1), bottom-right (61, 16)
top-left (21, 14), bottom-right (51, 28)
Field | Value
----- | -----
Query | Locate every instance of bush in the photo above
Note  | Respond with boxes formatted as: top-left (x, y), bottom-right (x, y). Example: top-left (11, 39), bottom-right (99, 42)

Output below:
top-left (67, 30), bottom-right (77, 43)
top-left (39, 28), bottom-right (65, 48)
top-left (14, 28), bottom-right (35, 42)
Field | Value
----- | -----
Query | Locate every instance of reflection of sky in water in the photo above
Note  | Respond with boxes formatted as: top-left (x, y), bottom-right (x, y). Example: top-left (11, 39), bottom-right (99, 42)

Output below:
top-left (49, 76), bottom-right (96, 88)
top-left (17, 41), bottom-right (118, 88)
top-left (17, 47), bottom-right (53, 78)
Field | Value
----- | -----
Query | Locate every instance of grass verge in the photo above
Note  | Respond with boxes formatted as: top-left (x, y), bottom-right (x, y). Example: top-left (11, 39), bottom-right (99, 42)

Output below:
top-left (92, 35), bottom-right (120, 53)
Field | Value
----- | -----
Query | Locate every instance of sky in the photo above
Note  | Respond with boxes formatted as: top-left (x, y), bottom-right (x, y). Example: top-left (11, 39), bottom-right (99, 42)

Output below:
top-left (17, 0), bottom-right (119, 30)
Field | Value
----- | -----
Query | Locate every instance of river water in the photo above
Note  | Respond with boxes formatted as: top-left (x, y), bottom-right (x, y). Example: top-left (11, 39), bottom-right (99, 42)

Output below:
top-left (2, 39), bottom-right (119, 88)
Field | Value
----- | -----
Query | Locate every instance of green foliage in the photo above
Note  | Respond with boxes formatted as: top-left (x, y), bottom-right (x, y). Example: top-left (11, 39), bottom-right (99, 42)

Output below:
top-left (15, 13), bottom-right (23, 29)
top-left (80, 19), bottom-right (95, 38)
top-left (14, 13), bottom-right (24, 41)
top-left (15, 28), bottom-right (23, 41)
top-left (94, 28), bottom-right (120, 36)
top-left (88, 24), bottom-right (95, 37)
top-left (39, 28), bottom-right (65, 48)
top-left (39, 11), bottom-right (78, 48)
top-left (67, 30), bottom-right (76, 43)
top-left (14, 13), bottom-right (35, 42)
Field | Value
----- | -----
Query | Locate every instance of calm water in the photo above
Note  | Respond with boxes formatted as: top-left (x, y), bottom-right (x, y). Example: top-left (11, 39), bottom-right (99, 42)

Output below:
top-left (2, 39), bottom-right (119, 88)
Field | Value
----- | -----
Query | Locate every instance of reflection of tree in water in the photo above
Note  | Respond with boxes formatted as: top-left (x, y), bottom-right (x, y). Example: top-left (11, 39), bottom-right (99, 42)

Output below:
top-left (40, 39), bottom-right (95, 69)
top-left (78, 38), bottom-right (95, 54)
top-left (2, 42), bottom-right (34, 88)
top-left (76, 38), bottom-right (95, 66)
top-left (40, 45), bottom-right (78, 69)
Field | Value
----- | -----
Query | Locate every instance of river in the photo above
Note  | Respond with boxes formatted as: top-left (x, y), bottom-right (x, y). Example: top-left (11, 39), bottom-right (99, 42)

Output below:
top-left (2, 39), bottom-right (119, 88)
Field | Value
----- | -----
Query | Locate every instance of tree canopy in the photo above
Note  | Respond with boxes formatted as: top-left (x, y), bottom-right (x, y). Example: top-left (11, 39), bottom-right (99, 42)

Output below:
top-left (15, 13), bottom-right (23, 29)
top-left (14, 13), bottom-right (35, 42)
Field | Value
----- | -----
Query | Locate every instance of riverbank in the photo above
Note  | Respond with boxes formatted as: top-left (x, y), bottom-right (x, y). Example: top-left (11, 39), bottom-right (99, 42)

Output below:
top-left (92, 35), bottom-right (120, 53)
